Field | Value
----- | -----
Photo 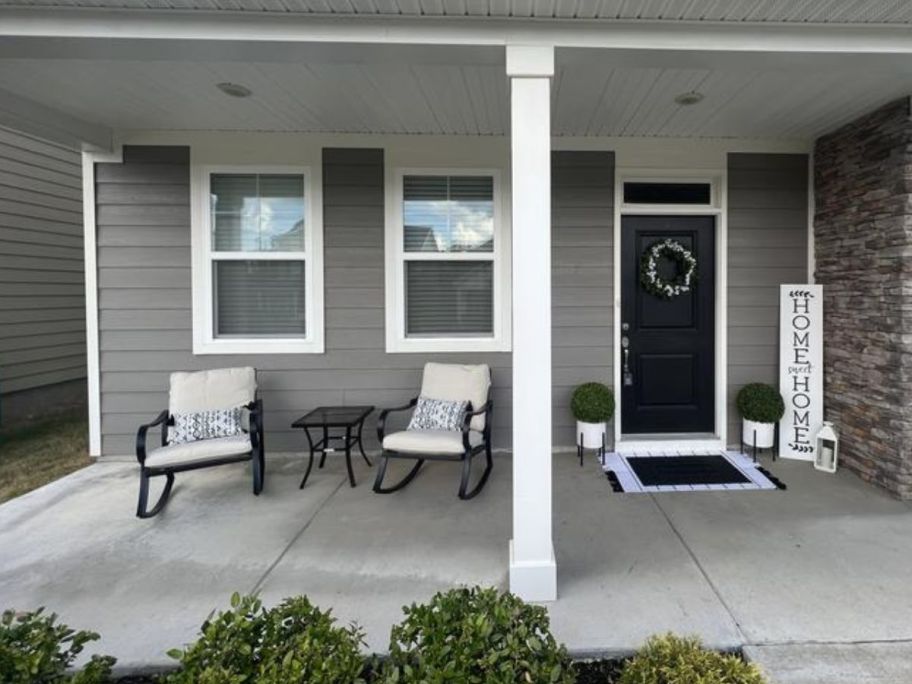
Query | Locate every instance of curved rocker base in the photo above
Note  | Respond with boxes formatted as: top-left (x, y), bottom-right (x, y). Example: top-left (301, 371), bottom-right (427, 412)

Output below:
top-left (252, 451), bottom-right (265, 495)
top-left (458, 450), bottom-right (493, 500)
top-left (373, 458), bottom-right (425, 494)
top-left (136, 471), bottom-right (175, 519)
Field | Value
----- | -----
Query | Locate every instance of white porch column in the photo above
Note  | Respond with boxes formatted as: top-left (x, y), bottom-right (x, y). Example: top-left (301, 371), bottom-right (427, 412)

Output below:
top-left (507, 44), bottom-right (557, 602)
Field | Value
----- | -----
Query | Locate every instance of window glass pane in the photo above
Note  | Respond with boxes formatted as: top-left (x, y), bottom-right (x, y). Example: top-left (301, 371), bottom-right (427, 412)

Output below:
top-left (211, 174), bottom-right (257, 214)
top-left (259, 175), bottom-right (306, 251)
top-left (623, 182), bottom-right (711, 205)
top-left (403, 175), bottom-right (493, 253)
top-left (405, 261), bottom-right (493, 336)
top-left (214, 260), bottom-right (306, 337)
top-left (211, 173), bottom-right (305, 252)
top-left (212, 215), bottom-right (257, 252)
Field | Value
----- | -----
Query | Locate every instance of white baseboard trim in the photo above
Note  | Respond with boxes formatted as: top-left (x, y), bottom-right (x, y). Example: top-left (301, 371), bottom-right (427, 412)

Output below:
top-left (509, 539), bottom-right (557, 602)
top-left (616, 437), bottom-right (723, 455)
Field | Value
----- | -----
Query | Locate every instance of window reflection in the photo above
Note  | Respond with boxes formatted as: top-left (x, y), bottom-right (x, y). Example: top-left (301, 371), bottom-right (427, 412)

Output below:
top-left (211, 173), bottom-right (305, 252)
top-left (403, 175), bottom-right (493, 253)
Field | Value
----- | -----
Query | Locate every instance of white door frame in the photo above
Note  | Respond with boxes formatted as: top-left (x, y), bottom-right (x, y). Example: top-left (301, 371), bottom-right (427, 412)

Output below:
top-left (613, 168), bottom-right (728, 451)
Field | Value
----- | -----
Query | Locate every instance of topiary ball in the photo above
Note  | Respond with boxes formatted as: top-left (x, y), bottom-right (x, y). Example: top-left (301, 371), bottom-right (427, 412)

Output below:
top-left (571, 383), bottom-right (615, 423)
top-left (736, 383), bottom-right (785, 424)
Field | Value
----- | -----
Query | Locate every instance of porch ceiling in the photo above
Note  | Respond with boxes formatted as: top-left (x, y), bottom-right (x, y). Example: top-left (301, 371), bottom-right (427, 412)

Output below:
top-left (1, 43), bottom-right (912, 141)
top-left (3, 0), bottom-right (912, 24)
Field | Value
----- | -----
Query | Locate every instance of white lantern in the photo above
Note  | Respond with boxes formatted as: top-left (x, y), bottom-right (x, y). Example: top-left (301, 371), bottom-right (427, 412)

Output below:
top-left (814, 421), bottom-right (839, 473)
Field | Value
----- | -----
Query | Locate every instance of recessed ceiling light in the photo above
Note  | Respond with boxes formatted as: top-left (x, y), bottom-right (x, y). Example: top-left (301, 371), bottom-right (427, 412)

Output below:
top-left (674, 91), bottom-right (704, 106)
top-left (217, 82), bottom-right (253, 98)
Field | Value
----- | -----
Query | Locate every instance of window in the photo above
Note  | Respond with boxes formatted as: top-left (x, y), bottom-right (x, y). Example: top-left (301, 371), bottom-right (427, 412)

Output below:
top-left (623, 181), bottom-right (713, 205)
top-left (386, 169), bottom-right (510, 353)
top-left (192, 166), bottom-right (323, 354)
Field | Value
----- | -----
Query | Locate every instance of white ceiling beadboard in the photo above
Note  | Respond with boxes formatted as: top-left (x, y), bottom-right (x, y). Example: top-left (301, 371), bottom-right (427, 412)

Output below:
top-left (0, 59), bottom-right (511, 135)
top-left (0, 55), bottom-right (911, 139)
top-left (2, 0), bottom-right (912, 23)
top-left (550, 61), bottom-right (912, 139)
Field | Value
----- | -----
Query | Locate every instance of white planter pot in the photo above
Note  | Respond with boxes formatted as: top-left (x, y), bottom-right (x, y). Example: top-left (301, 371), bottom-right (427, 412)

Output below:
top-left (576, 420), bottom-right (607, 449)
top-left (742, 419), bottom-right (775, 449)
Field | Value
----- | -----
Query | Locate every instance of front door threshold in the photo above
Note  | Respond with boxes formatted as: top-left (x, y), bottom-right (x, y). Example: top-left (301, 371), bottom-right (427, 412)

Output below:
top-left (616, 434), bottom-right (723, 455)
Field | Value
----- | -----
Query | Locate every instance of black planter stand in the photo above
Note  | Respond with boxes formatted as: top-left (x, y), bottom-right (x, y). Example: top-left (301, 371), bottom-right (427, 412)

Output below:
top-left (740, 421), bottom-right (779, 463)
top-left (578, 431), bottom-right (607, 467)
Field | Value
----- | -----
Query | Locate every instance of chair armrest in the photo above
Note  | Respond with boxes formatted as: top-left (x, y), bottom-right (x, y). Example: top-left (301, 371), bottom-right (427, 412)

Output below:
top-left (377, 396), bottom-right (419, 443)
top-left (136, 410), bottom-right (169, 465)
top-left (461, 400), bottom-right (493, 451)
top-left (247, 398), bottom-right (264, 452)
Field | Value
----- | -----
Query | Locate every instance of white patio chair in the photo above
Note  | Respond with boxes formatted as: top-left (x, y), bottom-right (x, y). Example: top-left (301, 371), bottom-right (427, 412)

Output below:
top-left (374, 362), bottom-right (493, 500)
top-left (134, 367), bottom-right (264, 518)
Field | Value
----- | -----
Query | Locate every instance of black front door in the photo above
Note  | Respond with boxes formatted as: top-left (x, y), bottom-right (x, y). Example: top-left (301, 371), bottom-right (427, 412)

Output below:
top-left (621, 215), bottom-right (715, 434)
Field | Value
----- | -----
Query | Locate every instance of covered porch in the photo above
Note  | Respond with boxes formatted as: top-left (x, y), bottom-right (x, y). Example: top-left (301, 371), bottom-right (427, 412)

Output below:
top-left (2, 2), bottom-right (912, 620)
top-left (1, 452), bottom-right (911, 680)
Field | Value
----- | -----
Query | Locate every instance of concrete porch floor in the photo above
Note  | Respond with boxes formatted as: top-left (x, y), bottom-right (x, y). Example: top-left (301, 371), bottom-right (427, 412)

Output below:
top-left (1, 452), bottom-right (911, 683)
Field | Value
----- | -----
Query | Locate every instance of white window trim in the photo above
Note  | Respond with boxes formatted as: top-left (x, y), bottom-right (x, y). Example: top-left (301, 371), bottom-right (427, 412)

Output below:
top-left (191, 164), bottom-right (324, 355)
top-left (385, 166), bottom-right (511, 353)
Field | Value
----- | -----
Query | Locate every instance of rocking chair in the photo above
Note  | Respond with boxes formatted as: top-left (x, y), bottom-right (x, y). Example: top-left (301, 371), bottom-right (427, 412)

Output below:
top-left (135, 367), bottom-right (264, 518)
top-left (374, 363), bottom-right (493, 500)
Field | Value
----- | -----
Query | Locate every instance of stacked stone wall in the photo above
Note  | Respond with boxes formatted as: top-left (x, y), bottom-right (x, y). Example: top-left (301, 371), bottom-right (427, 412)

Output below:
top-left (814, 97), bottom-right (912, 499)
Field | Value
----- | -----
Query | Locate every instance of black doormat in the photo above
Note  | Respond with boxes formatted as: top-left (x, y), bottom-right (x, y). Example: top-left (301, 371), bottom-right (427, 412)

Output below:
top-left (626, 455), bottom-right (751, 487)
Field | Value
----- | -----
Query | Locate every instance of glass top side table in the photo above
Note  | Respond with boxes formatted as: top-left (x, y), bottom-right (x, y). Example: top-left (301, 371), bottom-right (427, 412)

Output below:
top-left (291, 405), bottom-right (374, 488)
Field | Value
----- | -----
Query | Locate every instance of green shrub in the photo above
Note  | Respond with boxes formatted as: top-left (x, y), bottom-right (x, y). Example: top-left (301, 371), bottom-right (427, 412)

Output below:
top-left (382, 586), bottom-right (575, 684)
top-left (571, 383), bottom-right (615, 424)
top-left (0, 608), bottom-right (115, 684)
top-left (166, 593), bottom-right (366, 684)
top-left (619, 634), bottom-right (766, 684)
top-left (736, 383), bottom-right (785, 424)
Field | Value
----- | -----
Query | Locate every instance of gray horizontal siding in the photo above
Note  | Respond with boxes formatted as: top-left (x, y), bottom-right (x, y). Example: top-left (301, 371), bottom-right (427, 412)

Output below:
top-left (0, 126), bottom-right (85, 397)
top-left (727, 153), bottom-right (809, 444)
top-left (97, 146), bottom-right (615, 456)
top-left (552, 151), bottom-right (614, 446)
top-left (102, 146), bottom-right (813, 450)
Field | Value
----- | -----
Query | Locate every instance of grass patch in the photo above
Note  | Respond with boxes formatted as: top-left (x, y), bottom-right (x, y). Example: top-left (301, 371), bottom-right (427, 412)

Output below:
top-left (0, 413), bottom-right (91, 504)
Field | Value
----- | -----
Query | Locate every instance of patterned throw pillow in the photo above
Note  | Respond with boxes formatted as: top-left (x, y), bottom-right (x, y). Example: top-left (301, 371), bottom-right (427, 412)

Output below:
top-left (407, 396), bottom-right (469, 432)
top-left (170, 408), bottom-right (244, 445)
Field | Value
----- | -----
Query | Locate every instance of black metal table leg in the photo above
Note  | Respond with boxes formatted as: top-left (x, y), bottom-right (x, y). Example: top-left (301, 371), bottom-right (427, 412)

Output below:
top-left (299, 425), bottom-right (316, 489)
top-left (344, 425), bottom-right (356, 487)
top-left (319, 424), bottom-right (328, 468)
top-left (357, 418), bottom-right (372, 467)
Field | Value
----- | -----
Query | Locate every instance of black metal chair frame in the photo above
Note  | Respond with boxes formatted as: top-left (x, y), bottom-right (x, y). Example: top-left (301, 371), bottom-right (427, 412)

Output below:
top-left (135, 397), bottom-right (265, 518)
top-left (373, 383), bottom-right (493, 500)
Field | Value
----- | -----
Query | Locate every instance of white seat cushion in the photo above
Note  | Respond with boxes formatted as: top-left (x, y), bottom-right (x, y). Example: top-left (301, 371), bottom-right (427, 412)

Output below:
top-left (383, 429), bottom-right (483, 455)
top-left (145, 434), bottom-right (252, 468)
top-left (420, 363), bottom-right (490, 432)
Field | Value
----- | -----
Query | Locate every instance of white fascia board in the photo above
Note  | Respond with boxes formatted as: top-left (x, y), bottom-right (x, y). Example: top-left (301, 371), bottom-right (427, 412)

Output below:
top-left (82, 145), bottom-right (122, 457)
top-left (0, 85), bottom-right (111, 151)
top-left (4, 9), bottom-right (912, 55)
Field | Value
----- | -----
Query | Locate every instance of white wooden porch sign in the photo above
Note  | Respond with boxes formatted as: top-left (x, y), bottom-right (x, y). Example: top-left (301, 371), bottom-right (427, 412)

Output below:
top-left (779, 285), bottom-right (823, 461)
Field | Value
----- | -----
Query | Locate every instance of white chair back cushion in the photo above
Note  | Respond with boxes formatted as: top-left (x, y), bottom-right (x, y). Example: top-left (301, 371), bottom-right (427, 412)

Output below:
top-left (169, 367), bottom-right (257, 414)
top-left (420, 362), bottom-right (490, 432)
